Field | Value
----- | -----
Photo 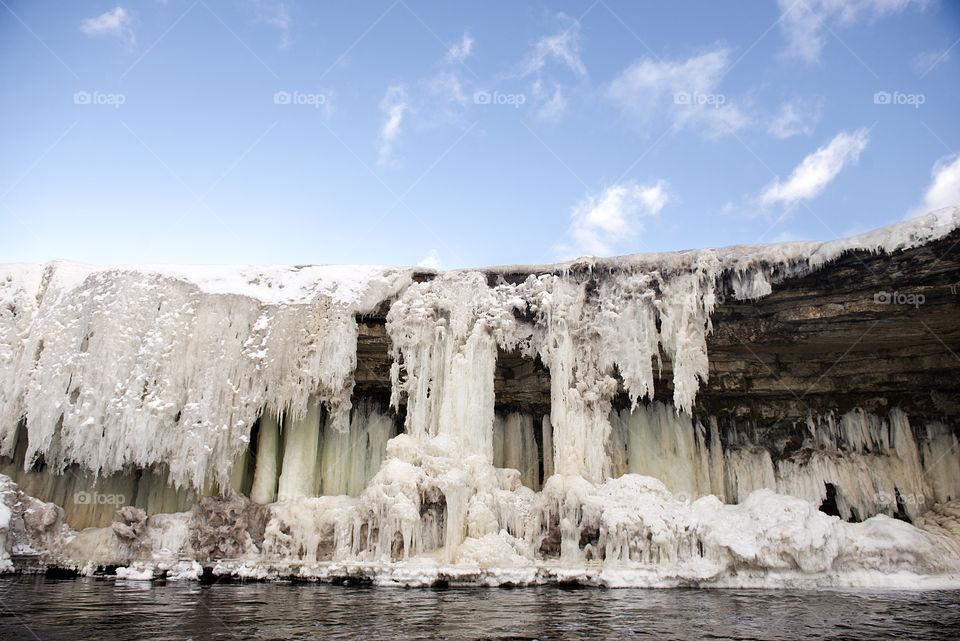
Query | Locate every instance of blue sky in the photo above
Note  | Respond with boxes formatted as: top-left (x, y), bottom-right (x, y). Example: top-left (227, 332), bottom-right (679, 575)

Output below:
top-left (1, 1), bottom-right (958, 269)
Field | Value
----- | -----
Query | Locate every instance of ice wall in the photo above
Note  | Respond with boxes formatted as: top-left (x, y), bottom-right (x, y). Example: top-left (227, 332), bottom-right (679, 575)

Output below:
top-left (0, 208), bottom-right (958, 586)
top-left (609, 403), bottom-right (960, 523)
top-left (6, 398), bottom-right (957, 588)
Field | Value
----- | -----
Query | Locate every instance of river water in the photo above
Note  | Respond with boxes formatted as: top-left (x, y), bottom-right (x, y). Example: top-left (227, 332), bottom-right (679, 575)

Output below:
top-left (1, 577), bottom-right (959, 640)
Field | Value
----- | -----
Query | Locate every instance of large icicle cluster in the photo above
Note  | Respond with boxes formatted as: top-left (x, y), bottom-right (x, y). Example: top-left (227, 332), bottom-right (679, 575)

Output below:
top-left (0, 262), bottom-right (413, 490)
top-left (386, 272), bottom-right (524, 462)
top-left (385, 257), bottom-right (720, 483)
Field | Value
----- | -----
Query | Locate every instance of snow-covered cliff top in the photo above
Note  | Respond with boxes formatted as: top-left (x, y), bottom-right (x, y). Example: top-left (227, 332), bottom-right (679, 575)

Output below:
top-left (483, 207), bottom-right (960, 278)
top-left (3, 207), bottom-right (957, 306)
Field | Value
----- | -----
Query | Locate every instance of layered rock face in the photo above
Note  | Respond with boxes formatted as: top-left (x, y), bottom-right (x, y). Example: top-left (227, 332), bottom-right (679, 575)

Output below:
top-left (0, 209), bottom-right (958, 587)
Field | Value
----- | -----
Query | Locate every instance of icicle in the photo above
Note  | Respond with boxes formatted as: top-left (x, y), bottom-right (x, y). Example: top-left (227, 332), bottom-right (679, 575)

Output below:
top-left (724, 447), bottom-right (777, 504)
top-left (319, 401), bottom-right (394, 496)
top-left (541, 415), bottom-right (554, 482)
top-left (774, 409), bottom-right (934, 521)
top-left (250, 411), bottom-right (280, 504)
top-left (617, 402), bottom-right (716, 499)
top-left (387, 272), bottom-right (522, 460)
top-left (494, 413), bottom-right (540, 490)
top-left (228, 446), bottom-right (251, 494)
top-left (921, 422), bottom-right (960, 504)
top-left (276, 398), bottom-right (323, 501)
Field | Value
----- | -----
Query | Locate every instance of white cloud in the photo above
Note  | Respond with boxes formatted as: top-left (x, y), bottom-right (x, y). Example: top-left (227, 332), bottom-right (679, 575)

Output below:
top-left (417, 250), bottom-right (441, 270)
top-left (607, 47), bottom-right (749, 138)
top-left (522, 22), bottom-right (586, 77)
top-left (417, 71), bottom-right (470, 128)
top-left (558, 180), bottom-right (669, 257)
top-left (531, 80), bottom-right (567, 123)
top-left (377, 85), bottom-right (408, 166)
top-left (446, 31), bottom-right (474, 64)
top-left (771, 230), bottom-right (808, 242)
top-left (912, 49), bottom-right (950, 75)
top-left (426, 71), bottom-right (467, 104)
top-left (759, 129), bottom-right (869, 208)
top-left (255, 1), bottom-right (293, 49)
top-left (373, 37), bottom-right (473, 146)
top-left (777, 0), bottom-right (924, 64)
top-left (767, 96), bottom-right (824, 138)
top-left (80, 7), bottom-right (134, 46)
top-left (514, 18), bottom-right (585, 125)
top-left (907, 154), bottom-right (960, 219)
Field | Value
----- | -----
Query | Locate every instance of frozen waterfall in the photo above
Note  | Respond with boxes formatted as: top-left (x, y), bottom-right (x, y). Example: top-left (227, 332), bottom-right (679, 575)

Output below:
top-left (0, 208), bottom-right (958, 587)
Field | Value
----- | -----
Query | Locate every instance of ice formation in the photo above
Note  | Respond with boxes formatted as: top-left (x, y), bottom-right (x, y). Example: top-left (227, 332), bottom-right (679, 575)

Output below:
top-left (0, 208), bottom-right (957, 587)
top-left (0, 262), bottom-right (413, 491)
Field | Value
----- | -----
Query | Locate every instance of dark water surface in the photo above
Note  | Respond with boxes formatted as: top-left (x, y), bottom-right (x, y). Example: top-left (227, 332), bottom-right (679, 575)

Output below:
top-left (1, 576), bottom-right (959, 640)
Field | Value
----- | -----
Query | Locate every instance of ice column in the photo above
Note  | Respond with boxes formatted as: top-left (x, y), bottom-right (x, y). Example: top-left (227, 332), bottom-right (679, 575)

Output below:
top-left (493, 413), bottom-right (540, 489)
top-left (387, 272), bottom-right (521, 461)
top-left (276, 397), bottom-right (323, 501)
top-left (320, 401), bottom-right (395, 496)
top-left (250, 410), bottom-right (280, 504)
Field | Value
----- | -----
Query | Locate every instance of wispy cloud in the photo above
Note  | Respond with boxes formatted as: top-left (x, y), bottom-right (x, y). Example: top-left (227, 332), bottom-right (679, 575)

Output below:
top-left (446, 30), bottom-right (474, 64)
top-left (426, 71), bottom-right (467, 104)
top-left (777, 0), bottom-right (925, 64)
top-left (514, 18), bottom-right (587, 125)
top-left (607, 47), bottom-right (749, 138)
top-left (557, 180), bottom-right (669, 257)
top-left (912, 49), bottom-right (950, 75)
top-left (80, 7), bottom-right (135, 47)
top-left (771, 230), bottom-right (809, 242)
top-left (417, 71), bottom-right (471, 127)
top-left (377, 85), bottom-right (409, 166)
top-left (254, 1), bottom-right (294, 50)
top-left (521, 20), bottom-right (586, 77)
top-left (907, 154), bottom-right (960, 219)
top-left (767, 96), bottom-right (824, 138)
top-left (759, 128), bottom-right (869, 208)
top-left (531, 80), bottom-right (567, 123)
